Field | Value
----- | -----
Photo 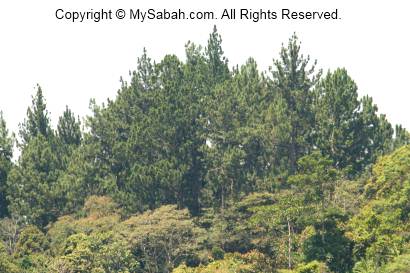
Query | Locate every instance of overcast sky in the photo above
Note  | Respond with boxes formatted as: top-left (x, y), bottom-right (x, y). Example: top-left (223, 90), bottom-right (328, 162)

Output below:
top-left (1, 0), bottom-right (409, 136)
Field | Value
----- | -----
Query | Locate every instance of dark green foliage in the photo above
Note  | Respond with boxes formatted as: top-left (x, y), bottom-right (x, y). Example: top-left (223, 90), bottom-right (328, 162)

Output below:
top-left (8, 86), bottom-right (58, 226)
top-left (53, 140), bottom-right (117, 215)
top-left (82, 49), bottom-right (210, 215)
top-left (0, 28), bottom-right (407, 273)
top-left (287, 153), bottom-right (354, 272)
top-left (205, 25), bottom-right (230, 86)
top-left (18, 85), bottom-right (52, 146)
top-left (302, 211), bottom-right (353, 273)
top-left (57, 106), bottom-right (82, 147)
top-left (7, 135), bottom-right (60, 226)
top-left (0, 112), bottom-right (13, 217)
top-left (312, 68), bottom-right (394, 176)
top-left (312, 69), bottom-right (361, 171)
top-left (78, 27), bottom-right (232, 216)
top-left (355, 96), bottom-right (393, 173)
top-left (209, 193), bottom-right (278, 265)
top-left (6, 88), bottom-right (82, 227)
top-left (203, 58), bottom-right (272, 209)
top-left (289, 152), bottom-right (338, 207)
top-left (270, 34), bottom-right (321, 176)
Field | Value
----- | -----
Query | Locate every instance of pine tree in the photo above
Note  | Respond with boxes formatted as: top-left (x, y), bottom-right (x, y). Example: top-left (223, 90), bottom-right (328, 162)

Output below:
top-left (84, 50), bottom-right (209, 214)
top-left (205, 25), bottom-right (230, 87)
top-left (57, 106), bottom-right (81, 147)
top-left (270, 34), bottom-right (321, 175)
top-left (354, 96), bottom-right (393, 173)
top-left (83, 49), bottom-right (161, 214)
top-left (312, 69), bottom-right (394, 175)
top-left (18, 85), bottom-right (52, 146)
top-left (7, 134), bottom-right (59, 226)
top-left (393, 124), bottom-right (410, 149)
top-left (0, 112), bottom-right (13, 217)
top-left (312, 68), bottom-right (361, 171)
top-left (7, 87), bottom-right (60, 226)
top-left (204, 58), bottom-right (271, 209)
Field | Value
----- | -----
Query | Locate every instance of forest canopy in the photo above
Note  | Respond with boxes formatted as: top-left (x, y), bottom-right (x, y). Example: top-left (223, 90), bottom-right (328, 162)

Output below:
top-left (1, 26), bottom-right (410, 272)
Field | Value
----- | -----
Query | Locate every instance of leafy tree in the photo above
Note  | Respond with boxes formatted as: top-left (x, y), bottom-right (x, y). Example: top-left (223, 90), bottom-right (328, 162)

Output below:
top-left (249, 190), bottom-right (307, 269)
top-left (348, 145), bottom-right (410, 270)
top-left (117, 205), bottom-right (205, 272)
top-left (0, 216), bottom-right (22, 255)
top-left (173, 251), bottom-right (273, 273)
top-left (14, 225), bottom-right (48, 257)
top-left (49, 231), bottom-right (138, 273)
top-left (0, 241), bottom-right (19, 273)
top-left (47, 196), bottom-right (122, 256)
top-left (302, 211), bottom-right (353, 273)
top-left (46, 196), bottom-right (136, 272)
top-left (286, 152), bottom-right (349, 271)
top-left (48, 197), bottom-right (204, 273)
top-left (210, 192), bottom-right (276, 258)
top-left (12, 225), bottom-right (51, 273)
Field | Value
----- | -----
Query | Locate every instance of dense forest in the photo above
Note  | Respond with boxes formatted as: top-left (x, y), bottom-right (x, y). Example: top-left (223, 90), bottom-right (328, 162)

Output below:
top-left (1, 26), bottom-right (410, 272)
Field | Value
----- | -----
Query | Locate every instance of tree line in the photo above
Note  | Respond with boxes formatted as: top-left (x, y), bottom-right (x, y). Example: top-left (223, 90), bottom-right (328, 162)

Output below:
top-left (1, 26), bottom-right (410, 272)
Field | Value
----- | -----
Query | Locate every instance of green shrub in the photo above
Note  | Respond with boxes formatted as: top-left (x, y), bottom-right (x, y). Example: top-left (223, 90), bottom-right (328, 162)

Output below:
top-left (296, 260), bottom-right (331, 273)
top-left (211, 246), bottom-right (225, 260)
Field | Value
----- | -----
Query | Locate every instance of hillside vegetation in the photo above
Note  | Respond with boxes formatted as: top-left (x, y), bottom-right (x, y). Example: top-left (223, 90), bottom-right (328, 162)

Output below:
top-left (1, 27), bottom-right (410, 272)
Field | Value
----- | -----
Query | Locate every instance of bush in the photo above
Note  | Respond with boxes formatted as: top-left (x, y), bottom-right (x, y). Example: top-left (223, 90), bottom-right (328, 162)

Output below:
top-left (211, 246), bottom-right (225, 260)
top-left (296, 261), bottom-right (331, 273)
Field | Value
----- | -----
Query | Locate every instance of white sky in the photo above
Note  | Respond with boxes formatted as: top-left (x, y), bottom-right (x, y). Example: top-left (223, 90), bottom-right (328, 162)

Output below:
top-left (1, 0), bottom-right (409, 136)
